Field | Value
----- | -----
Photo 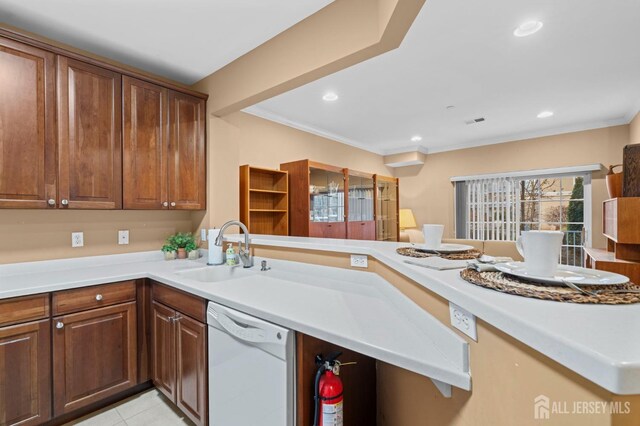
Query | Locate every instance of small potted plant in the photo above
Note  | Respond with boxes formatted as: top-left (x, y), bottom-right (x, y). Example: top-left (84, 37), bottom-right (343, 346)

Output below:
top-left (166, 232), bottom-right (198, 260)
top-left (161, 243), bottom-right (177, 260)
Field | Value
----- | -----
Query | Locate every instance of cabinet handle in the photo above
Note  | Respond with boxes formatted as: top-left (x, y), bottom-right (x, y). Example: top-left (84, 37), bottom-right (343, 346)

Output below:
top-left (61, 199), bottom-right (69, 206)
top-left (47, 199), bottom-right (56, 206)
top-left (163, 201), bottom-right (168, 207)
top-left (95, 294), bottom-right (103, 301)
top-left (170, 202), bottom-right (176, 207)
top-left (56, 322), bottom-right (64, 329)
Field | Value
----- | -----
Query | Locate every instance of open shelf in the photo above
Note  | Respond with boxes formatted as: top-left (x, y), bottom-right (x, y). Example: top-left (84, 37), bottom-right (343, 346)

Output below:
top-left (249, 189), bottom-right (288, 194)
top-left (240, 165), bottom-right (289, 235)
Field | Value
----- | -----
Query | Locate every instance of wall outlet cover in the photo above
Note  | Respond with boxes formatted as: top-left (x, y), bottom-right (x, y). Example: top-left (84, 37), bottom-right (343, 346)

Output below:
top-left (449, 302), bottom-right (477, 341)
top-left (118, 230), bottom-right (129, 245)
top-left (201, 228), bottom-right (207, 242)
top-left (350, 254), bottom-right (368, 268)
top-left (71, 232), bottom-right (84, 248)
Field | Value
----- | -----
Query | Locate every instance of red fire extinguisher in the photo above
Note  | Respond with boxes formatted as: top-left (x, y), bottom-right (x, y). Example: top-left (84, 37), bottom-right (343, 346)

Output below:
top-left (314, 352), bottom-right (344, 426)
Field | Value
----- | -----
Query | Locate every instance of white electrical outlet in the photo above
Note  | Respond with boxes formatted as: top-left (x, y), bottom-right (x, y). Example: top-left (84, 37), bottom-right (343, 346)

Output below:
top-left (71, 232), bottom-right (84, 248)
top-left (118, 230), bottom-right (129, 245)
top-left (350, 254), bottom-right (368, 268)
top-left (449, 302), bottom-right (477, 341)
top-left (201, 228), bottom-right (207, 242)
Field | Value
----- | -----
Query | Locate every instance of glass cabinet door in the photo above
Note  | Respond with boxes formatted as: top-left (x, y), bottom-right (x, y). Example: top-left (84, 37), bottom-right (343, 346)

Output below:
top-left (309, 167), bottom-right (345, 223)
top-left (376, 178), bottom-right (398, 241)
top-left (348, 173), bottom-right (374, 222)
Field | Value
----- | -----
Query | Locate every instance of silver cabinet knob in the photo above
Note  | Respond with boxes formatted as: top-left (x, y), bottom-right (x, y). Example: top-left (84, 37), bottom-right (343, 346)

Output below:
top-left (163, 201), bottom-right (168, 207)
top-left (95, 294), bottom-right (103, 301)
top-left (56, 322), bottom-right (64, 329)
top-left (47, 199), bottom-right (56, 206)
top-left (170, 202), bottom-right (176, 207)
top-left (61, 199), bottom-right (69, 206)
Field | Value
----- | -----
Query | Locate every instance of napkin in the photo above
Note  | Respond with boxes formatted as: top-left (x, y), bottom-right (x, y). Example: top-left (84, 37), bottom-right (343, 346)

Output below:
top-left (404, 257), bottom-right (468, 271)
top-left (467, 256), bottom-right (514, 272)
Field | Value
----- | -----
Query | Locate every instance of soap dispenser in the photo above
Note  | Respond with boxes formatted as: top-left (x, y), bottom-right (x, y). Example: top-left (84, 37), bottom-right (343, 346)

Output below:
top-left (226, 243), bottom-right (237, 266)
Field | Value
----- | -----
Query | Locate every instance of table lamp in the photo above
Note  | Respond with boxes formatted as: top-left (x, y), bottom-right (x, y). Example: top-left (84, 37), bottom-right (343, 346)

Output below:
top-left (399, 209), bottom-right (417, 230)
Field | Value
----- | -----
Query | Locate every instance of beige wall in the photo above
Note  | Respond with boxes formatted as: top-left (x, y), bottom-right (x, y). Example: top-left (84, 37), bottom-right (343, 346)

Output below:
top-left (188, 107), bottom-right (391, 235)
top-left (0, 210), bottom-right (193, 264)
top-left (396, 125), bottom-right (630, 249)
top-left (631, 112), bottom-right (640, 144)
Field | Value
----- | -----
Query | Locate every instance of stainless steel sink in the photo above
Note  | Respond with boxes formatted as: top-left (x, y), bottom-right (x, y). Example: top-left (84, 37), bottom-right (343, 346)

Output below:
top-left (176, 266), bottom-right (257, 283)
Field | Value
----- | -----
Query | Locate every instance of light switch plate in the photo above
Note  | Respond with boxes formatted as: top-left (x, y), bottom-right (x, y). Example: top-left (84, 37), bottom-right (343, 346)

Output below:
top-left (449, 302), bottom-right (477, 341)
top-left (201, 228), bottom-right (207, 242)
top-left (118, 230), bottom-right (129, 245)
top-left (350, 254), bottom-right (368, 268)
top-left (71, 232), bottom-right (84, 248)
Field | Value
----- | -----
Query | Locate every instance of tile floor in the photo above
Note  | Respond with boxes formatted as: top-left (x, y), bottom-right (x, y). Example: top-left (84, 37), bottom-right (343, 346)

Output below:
top-left (63, 389), bottom-right (195, 426)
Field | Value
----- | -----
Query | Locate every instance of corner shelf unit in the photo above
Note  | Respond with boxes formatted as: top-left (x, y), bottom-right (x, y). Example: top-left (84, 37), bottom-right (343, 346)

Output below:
top-left (240, 165), bottom-right (289, 235)
top-left (585, 197), bottom-right (640, 284)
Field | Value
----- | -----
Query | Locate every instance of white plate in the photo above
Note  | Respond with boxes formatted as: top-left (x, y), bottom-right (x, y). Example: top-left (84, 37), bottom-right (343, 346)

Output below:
top-left (494, 262), bottom-right (630, 286)
top-left (416, 243), bottom-right (475, 253)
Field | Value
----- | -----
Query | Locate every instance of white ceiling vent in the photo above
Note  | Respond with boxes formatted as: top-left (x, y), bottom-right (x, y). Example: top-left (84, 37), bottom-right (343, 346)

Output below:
top-left (465, 117), bottom-right (486, 125)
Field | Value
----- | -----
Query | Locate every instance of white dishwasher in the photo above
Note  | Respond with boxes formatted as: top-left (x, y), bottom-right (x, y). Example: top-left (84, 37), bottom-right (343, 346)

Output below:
top-left (207, 301), bottom-right (295, 426)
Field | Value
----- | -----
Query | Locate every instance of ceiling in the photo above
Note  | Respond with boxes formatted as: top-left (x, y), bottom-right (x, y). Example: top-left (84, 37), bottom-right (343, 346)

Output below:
top-left (245, 0), bottom-right (640, 154)
top-left (0, 0), bottom-right (332, 84)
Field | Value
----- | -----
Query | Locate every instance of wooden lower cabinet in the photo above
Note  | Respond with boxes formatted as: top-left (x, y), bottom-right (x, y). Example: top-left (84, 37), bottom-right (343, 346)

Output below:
top-left (348, 220), bottom-right (376, 240)
top-left (296, 333), bottom-right (377, 426)
top-left (176, 314), bottom-right (207, 426)
top-left (0, 319), bottom-right (51, 426)
top-left (152, 301), bottom-right (176, 400)
top-left (53, 302), bottom-right (137, 415)
top-left (309, 222), bottom-right (347, 239)
top-left (152, 299), bottom-right (207, 426)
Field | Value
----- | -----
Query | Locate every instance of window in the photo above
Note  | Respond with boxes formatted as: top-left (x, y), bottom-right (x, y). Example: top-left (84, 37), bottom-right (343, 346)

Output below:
top-left (454, 167), bottom-right (594, 266)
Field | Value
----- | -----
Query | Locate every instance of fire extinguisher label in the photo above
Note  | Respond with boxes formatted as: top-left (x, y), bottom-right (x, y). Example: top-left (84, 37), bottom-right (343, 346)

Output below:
top-left (322, 401), bottom-right (344, 426)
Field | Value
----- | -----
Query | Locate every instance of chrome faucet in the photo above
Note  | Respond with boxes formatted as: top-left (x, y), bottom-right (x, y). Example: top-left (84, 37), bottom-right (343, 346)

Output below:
top-left (214, 220), bottom-right (253, 268)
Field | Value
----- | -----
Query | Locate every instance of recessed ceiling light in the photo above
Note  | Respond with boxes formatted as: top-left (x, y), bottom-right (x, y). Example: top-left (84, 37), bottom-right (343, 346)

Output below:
top-left (411, 135), bottom-right (422, 142)
top-left (537, 111), bottom-right (554, 118)
top-left (513, 21), bottom-right (543, 37)
top-left (322, 92), bottom-right (339, 102)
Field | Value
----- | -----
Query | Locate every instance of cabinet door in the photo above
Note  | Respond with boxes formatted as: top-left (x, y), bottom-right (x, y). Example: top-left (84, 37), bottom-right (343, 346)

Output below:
top-left (176, 314), bottom-right (207, 426)
top-left (57, 56), bottom-right (122, 209)
top-left (152, 301), bottom-right (176, 401)
top-left (123, 76), bottom-right (169, 209)
top-left (168, 91), bottom-right (205, 210)
top-left (0, 319), bottom-right (51, 426)
top-left (53, 302), bottom-right (137, 415)
top-left (309, 222), bottom-right (347, 239)
top-left (348, 221), bottom-right (376, 240)
top-left (0, 37), bottom-right (56, 209)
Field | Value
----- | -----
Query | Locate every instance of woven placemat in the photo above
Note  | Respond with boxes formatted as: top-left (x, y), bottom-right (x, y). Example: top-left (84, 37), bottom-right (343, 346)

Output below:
top-left (460, 269), bottom-right (640, 304)
top-left (396, 246), bottom-right (482, 260)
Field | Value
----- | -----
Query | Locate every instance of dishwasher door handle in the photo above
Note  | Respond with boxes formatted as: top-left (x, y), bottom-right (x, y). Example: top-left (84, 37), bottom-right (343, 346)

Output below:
top-left (215, 310), bottom-right (270, 343)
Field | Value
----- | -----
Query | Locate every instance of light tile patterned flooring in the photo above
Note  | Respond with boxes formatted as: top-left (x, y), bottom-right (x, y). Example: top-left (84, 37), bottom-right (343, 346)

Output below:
top-left (63, 389), bottom-right (195, 426)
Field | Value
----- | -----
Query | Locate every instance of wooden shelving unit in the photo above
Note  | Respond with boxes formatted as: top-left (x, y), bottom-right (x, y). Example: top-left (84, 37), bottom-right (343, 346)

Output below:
top-left (585, 197), bottom-right (640, 283)
top-left (240, 165), bottom-right (289, 235)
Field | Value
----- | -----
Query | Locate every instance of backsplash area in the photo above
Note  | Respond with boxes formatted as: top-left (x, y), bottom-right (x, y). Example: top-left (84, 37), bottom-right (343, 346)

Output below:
top-left (0, 210), bottom-right (194, 264)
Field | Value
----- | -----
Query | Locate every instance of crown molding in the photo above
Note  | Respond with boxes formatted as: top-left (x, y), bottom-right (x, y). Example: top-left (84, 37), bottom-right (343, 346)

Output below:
top-left (242, 106), bottom-right (385, 155)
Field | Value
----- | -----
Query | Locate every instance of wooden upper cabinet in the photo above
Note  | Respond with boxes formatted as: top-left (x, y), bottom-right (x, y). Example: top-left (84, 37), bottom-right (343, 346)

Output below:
top-left (123, 76), bottom-right (168, 209)
top-left (57, 56), bottom-right (122, 209)
top-left (168, 91), bottom-right (206, 210)
top-left (0, 37), bottom-right (56, 208)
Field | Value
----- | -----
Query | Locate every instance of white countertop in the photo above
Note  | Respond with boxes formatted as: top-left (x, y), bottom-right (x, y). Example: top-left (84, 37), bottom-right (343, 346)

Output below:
top-left (0, 249), bottom-right (470, 392)
top-left (225, 234), bottom-right (640, 395)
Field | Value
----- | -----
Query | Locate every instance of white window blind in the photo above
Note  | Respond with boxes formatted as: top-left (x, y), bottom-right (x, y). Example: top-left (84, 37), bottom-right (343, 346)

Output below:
top-left (465, 177), bottom-right (519, 241)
